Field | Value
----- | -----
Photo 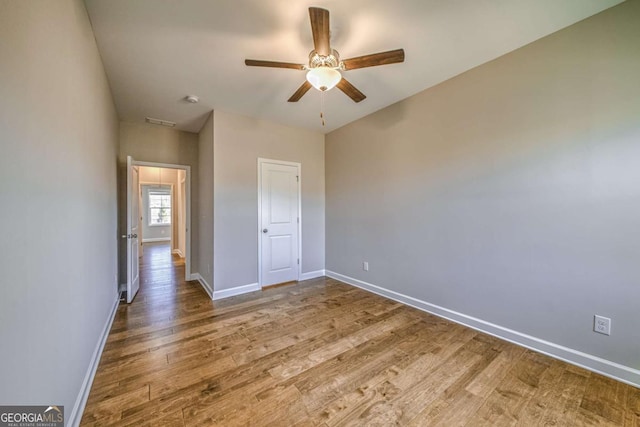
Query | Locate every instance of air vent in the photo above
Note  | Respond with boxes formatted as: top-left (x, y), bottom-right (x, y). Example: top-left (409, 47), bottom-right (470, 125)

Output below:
top-left (145, 117), bottom-right (176, 127)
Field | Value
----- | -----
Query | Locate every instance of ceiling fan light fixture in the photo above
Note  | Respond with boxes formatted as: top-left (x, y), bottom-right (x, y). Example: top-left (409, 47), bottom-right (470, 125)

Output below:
top-left (306, 66), bottom-right (341, 92)
top-left (244, 7), bottom-right (403, 103)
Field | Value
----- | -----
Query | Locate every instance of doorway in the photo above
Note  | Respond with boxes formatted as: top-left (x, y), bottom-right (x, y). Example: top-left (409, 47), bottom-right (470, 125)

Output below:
top-left (124, 157), bottom-right (192, 303)
top-left (257, 158), bottom-right (301, 288)
top-left (139, 167), bottom-right (175, 248)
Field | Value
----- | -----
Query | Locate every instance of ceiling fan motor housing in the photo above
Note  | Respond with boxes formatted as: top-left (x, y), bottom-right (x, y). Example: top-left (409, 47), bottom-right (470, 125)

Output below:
top-left (308, 49), bottom-right (342, 70)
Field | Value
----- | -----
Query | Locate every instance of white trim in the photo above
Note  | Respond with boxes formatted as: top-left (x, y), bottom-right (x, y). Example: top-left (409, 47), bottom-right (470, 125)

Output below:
top-left (140, 181), bottom-right (173, 186)
top-left (325, 270), bottom-right (640, 388)
top-left (257, 158), bottom-right (302, 287)
top-left (132, 160), bottom-right (192, 282)
top-left (213, 282), bottom-right (261, 300)
top-left (172, 249), bottom-right (184, 258)
top-left (142, 237), bottom-right (171, 243)
top-left (68, 293), bottom-right (120, 427)
top-left (192, 273), bottom-right (213, 300)
top-left (299, 269), bottom-right (326, 281)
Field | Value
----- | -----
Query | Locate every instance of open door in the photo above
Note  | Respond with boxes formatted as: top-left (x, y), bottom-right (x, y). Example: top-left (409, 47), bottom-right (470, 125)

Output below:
top-left (126, 156), bottom-right (140, 303)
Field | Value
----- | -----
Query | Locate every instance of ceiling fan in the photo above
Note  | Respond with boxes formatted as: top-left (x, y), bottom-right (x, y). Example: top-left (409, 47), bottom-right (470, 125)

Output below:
top-left (245, 7), bottom-right (405, 103)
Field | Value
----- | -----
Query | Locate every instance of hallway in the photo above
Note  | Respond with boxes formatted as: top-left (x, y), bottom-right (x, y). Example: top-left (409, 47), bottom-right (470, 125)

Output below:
top-left (80, 241), bottom-right (207, 424)
top-left (138, 242), bottom-right (185, 294)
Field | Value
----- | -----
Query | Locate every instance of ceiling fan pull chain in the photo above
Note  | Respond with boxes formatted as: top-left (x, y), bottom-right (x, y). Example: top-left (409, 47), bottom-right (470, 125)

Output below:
top-left (320, 91), bottom-right (325, 126)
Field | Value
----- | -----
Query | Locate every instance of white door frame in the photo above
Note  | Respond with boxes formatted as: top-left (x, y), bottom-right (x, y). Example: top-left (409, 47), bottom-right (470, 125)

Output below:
top-left (257, 158), bottom-right (302, 287)
top-left (178, 174), bottom-right (187, 257)
top-left (133, 160), bottom-right (192, 281)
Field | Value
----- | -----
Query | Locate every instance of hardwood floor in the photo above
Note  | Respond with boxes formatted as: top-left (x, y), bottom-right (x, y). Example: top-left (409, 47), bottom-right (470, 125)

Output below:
top-left (81, 244), bottom-right (640, 426)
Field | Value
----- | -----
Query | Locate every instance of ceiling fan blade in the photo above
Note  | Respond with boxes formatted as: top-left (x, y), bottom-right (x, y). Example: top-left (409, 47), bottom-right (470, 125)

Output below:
top-left (342, 49), bottom-right (405, 70)
top-left (288, 81), bottom-right (312, 102)
top-left (309, 7), bottom-right (330, 56)
top-left (245, 59), bottom-right (305, 70)
top-left (337, 78), bottom-right (366, 103)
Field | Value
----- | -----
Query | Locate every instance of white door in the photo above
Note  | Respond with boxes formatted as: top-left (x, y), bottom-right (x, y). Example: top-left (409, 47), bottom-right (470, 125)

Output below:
top-left (260, 161), bottom-right (300, 287)
top-left (126, 156), bottom-right (140, 303)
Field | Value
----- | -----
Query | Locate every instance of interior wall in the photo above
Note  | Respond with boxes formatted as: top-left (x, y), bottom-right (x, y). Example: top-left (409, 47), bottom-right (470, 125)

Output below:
top-left (118, 121), bottom-right (198, 282)
top-left (326, 0), bottom-right (640, 381)
top-left (0, 0), bottom-right (119, 420)
top-left (197, 112), bottom-right (214, 289)
top-left (213, 110), bottom-right (325, 291)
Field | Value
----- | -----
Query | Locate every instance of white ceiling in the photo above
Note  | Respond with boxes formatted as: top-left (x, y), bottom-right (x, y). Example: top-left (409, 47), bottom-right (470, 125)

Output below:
top-left (84, 0), bottom-right (623, 134)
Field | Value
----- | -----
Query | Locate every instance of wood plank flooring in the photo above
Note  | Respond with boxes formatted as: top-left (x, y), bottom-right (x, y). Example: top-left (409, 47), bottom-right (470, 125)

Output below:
top-left (81, 243), bottom-right (640, 426)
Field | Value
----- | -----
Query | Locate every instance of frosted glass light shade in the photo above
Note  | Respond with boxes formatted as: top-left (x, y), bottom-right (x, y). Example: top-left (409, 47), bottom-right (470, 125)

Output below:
top-left (306, 67), bottom-right (341, 91)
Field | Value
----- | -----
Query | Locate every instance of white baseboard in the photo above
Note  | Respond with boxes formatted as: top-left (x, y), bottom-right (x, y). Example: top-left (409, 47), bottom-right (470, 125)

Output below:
top-left (213, 282), bottom-right (260, 300)
top-left (142, 237), bottom-right (170, 243)
top-left (299, 269), bottom-right (326, 281)
top-left (325, 270), bottom-right (640, 388)
top-left (68, 293), bottom-right (120, 427)
top-left (192, 273), bottom-right (213, 300)
top-left (172, 249), bottom-right (184, 258)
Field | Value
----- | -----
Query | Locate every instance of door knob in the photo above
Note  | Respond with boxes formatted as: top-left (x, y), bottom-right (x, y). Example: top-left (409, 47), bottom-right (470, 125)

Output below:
top-left (262, 229), bottom-right (268, 233)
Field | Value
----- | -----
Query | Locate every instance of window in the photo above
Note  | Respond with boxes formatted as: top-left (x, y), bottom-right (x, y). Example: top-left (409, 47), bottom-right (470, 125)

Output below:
top-left (148, 191), bottom-right (171, 225)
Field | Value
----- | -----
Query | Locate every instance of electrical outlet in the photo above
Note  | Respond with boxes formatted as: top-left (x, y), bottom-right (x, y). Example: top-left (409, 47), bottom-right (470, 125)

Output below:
top-left (594, 315), bottom-right (611, 335)
top-left (363, 261), bottom-right (369, 271)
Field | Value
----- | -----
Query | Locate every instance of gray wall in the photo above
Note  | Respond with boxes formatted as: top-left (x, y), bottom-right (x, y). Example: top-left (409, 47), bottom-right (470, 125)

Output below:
top-left (213, 110), bottom-right (325, 291)
top-left (118, 121), bottom-right (198, 282)
top-left (326, 0), bottom-right (640, 378)
top-left (198, 112), bottom-right (214, 288)
top-left (0, 0), bottom-right (119, 422)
